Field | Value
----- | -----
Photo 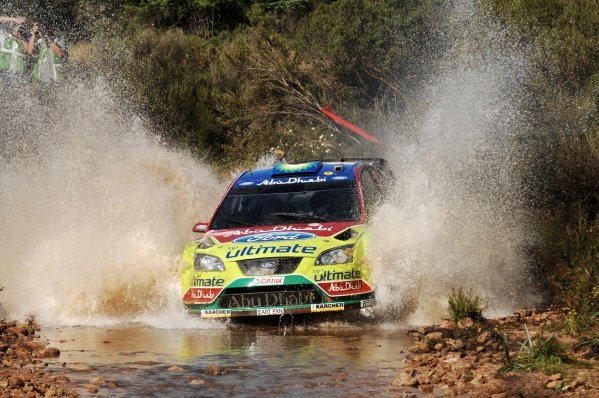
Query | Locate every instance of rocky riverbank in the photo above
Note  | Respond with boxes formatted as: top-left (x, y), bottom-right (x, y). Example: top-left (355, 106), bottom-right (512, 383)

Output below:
top-left (392, 306), bottom-right (599, 397)
top-left (0, 320), bottom-right (78, 398)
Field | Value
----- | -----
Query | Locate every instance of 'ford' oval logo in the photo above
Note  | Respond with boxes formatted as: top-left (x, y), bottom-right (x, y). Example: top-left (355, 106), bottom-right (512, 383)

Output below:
top-left (260, 261), bottom-right (278, 269)
top-left (233, 232), bottom-right (316, 243)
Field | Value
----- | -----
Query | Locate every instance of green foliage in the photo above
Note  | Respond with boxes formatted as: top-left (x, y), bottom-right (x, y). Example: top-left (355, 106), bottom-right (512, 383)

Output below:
top-left (295, 0), bottom-right (442, 110)
top-left (118, 28), bottom-right (224, 153)
top-left (488, 0), bottom-right (599, 335)
top-left (535, 129), bottom-right (599, 334)
top-left (503, 324), bottom-right (569, 374)
top-left (489, 0), bottom-right (599, 91)
top-left (447, 288), bottom-right (485, 322)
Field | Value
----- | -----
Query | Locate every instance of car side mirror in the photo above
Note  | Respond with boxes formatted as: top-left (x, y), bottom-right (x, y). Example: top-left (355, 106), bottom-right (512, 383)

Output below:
top-left (192, 223), bottom-right (209, 233)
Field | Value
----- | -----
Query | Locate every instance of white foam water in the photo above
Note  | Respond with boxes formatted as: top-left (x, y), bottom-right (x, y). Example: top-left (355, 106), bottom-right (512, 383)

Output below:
top-left (369, 0), bottom-right (540, 324)
top-left (0, 80), bottom-right (224, 328)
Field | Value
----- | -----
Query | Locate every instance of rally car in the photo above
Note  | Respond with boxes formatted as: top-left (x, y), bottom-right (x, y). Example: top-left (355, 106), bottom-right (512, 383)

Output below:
top-left (181, 159), bottom-right (392, 318)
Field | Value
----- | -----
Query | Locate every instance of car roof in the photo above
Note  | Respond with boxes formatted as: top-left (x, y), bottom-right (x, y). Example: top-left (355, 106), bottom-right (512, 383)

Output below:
top-left (232, 158), bottom-right (390, 188)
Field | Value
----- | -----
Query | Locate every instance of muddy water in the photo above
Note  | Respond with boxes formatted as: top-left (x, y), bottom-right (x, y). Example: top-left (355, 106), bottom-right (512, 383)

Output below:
top-left (41, 321), bottom-right (412, 397)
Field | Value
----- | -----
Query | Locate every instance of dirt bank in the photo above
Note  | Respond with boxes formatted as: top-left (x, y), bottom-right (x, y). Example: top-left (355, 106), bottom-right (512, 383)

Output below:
top-left (0, 320), bottom-right (78, 398)
top-left (392, 306), bottom-right (599, 397)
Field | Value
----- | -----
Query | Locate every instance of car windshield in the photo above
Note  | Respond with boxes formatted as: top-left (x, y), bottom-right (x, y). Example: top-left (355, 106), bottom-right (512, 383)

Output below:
top-left (211, 181), bottom-right (360, 230)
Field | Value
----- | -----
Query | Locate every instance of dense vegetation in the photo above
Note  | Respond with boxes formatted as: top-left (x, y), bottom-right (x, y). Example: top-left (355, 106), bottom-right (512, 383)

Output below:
top-left (3, 1), bottom-right (598, 334)
top-left (488, 0), bottom-right (599, 335)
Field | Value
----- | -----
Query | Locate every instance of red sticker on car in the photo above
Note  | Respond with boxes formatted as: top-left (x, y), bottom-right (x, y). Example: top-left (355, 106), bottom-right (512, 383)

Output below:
top-left (182, 288), bottom-right (223, 304)
top-left (316, 280), bottom-right (373, 297)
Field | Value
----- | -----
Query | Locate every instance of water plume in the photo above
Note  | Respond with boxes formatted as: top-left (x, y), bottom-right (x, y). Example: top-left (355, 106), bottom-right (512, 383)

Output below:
top-left (0, 81), bottom-right (225, 327)
top-left (370, 0), bottom-right (541, 324)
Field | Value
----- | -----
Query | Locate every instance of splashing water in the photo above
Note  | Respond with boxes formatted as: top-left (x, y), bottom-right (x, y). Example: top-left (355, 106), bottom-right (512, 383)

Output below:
top-left (0, 0), bottom-right (542, 329)
top-left (370, 1), bottom-right (540, 324)
top-left (0, 81), bottom-right (225, 328)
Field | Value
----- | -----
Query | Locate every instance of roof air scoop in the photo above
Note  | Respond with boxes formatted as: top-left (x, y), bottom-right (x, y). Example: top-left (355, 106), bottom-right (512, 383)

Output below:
top-left (272, 161), bottom-right (323, 177)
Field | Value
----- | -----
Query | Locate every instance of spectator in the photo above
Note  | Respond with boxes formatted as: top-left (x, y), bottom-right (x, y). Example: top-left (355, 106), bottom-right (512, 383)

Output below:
top-left (30, 21), bottom-right (67, 83)
top-left (0, 16), bottom-right (28, 86)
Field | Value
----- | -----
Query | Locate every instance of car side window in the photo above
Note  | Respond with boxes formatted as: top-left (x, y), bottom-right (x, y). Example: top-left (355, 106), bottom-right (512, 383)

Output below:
top-left (361, 169), bottom-right (382, 218)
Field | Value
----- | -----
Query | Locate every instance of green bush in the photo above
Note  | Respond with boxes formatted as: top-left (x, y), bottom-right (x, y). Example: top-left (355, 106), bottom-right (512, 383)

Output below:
top-left (503, 324), bottom-right (569, 374)
top-left (447, 288), bottom-right (486, 322)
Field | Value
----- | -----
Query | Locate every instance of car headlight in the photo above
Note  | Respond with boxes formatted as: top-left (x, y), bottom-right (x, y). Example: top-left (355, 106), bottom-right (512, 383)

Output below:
top-left (194, 254), bottom-right (225, 271)
top-left (197, 237), bottom-right (216, 250)
top-left (316, 245), bottom-right (354, 265)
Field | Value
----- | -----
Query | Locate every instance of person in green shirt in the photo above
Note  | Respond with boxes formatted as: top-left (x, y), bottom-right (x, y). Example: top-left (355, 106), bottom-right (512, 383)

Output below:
top-left (0, 17), bottom-right (29, 86)
top-left (29, 21), bottom-right (67, 83)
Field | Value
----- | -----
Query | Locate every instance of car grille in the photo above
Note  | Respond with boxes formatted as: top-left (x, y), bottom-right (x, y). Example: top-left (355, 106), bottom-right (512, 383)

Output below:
top-left (237, 257), bottom-right (302, 276)
top-left (218, 285), bottom-right (322, 309)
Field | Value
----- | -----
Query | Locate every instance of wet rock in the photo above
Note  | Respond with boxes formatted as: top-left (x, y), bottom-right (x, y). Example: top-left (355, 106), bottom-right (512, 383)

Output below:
top-left (547, 373), bottom-right (562, 381)
top-left (545, 381), bottom-right (560, 389)
top-left (445, 339), bottom-right (464, 352)
top-left (418, 384), bottom-right (433, 393)
top-left (40, 347), bottom-right (60, 358)
top-left (205, 364), bottom-right (225, 375)
top-left (484, 379), bottom-right (506, 394)
top-left (133, 360), bottom-right (160, 365)
top-left (476, 331), bottom-right (492, 344)
top-left (89, 377), bottom-right (105, 385)
top-left (457, 318), bottom-right (474, 329)
top-left (9, 376), bottom-right (25, 388)
top-left (106, 380), bottom-right (119, 388)
top-left (85, 383), bottom-right (99, 393)
top-left (440, 385), bottom-right (457, 396)
top-left (392, 372), bottom-right (419, 387)
top-left (571, 377), bottom-right (585, 388)
top-left (425, 332), bottom-right (444, 341)
top-left (189, 379), bottom-right (206, 385)
top-left (168, 365), bottom-right (184, 371)
top-left (68, 364), bottom-right (93, 372)
top-left (439, 321), bottom-right (457, 330)
top-left (408, 342), bottom-right (429, 353)
top-left (53, 376), bottom-right (71, 383)
top-left (515, 309), bottom-right (533, 318)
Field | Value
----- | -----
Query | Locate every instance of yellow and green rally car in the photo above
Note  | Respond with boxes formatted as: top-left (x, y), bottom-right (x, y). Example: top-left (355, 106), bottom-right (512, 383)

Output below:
top-left (182, 159), bottom-right (392, 318)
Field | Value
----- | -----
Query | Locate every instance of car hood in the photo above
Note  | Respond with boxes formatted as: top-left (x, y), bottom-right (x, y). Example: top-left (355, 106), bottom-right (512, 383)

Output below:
top-left (206, 222), bottom-right (361, 244)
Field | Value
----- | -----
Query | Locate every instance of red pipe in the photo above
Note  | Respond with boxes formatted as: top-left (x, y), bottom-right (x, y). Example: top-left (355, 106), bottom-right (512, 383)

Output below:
top-left (320, 106), bottom-right (381, 144)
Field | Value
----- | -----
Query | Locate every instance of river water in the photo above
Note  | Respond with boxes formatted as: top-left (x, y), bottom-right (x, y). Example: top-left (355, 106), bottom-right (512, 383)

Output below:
top-left (41, 320), bottom-right (412, 397)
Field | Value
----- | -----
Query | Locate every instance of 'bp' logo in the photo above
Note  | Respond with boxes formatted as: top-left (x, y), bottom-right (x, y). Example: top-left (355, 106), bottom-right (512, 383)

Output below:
top-left (233, 232), bottom-right (315, 243)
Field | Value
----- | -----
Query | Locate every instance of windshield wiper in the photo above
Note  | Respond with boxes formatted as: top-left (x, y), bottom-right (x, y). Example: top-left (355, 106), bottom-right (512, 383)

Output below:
top-left (271, 212), bottom-right (330, 222)
top-left (224, 217), bottom-right (255, 227)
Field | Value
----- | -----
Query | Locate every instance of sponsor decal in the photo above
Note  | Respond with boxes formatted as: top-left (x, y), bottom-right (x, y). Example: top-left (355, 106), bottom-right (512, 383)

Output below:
top-left (216, 224), bottom-right (333, 238)
top-left (201, 309), bottom-right (232, 318)
top-left (332, 176), bottom-right (349, 180)
top-left (249, 276), bottom-right (285, 286)
top-left (323, 171), bottom-right (334, 176)
top-left (256, 308), bottom-right (284, 316)
top-left (311, 303), bottom-right (344, 312)
top-left (225, 243), bottom-right (317, 259)
top-left (193, 277), bottom-right (225, 287)
top-left (317, 279), bottom-right (373, 297)
top-left (233, 232), bottom-right (315, 243)
top-left (258, 176), bottom-right (327, 186)
top-left (261, 260), bottom-right (277, 269)
top-left (313, 269), bottom-right (361, 282)
top-left (239, 181), bottom-right (254, 186)
top-left (182, 288), bottom-right (223, 304)
top-left (222, 290), bottom-right (318, 308)
top-left (360, 298), bottom-right (375, 308)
